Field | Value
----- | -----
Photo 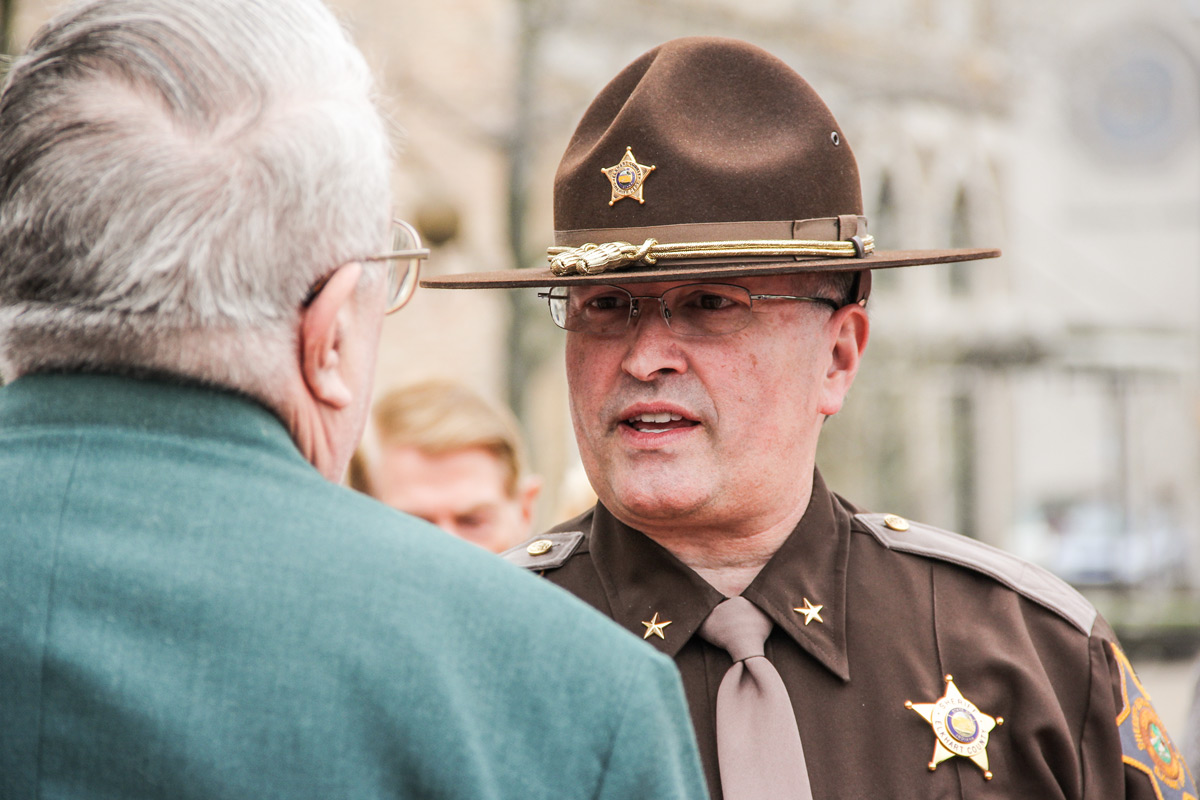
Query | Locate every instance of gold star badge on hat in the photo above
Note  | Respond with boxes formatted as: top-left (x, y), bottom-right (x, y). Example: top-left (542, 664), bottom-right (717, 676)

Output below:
top-left (793, 598), bottom-right (824, 625)
top-left (641, 612), bottom-right (672, 640)
top-left (905, 674), bottom-right (1004, 780)
top-left (601, 146), bottom-right (655, 206)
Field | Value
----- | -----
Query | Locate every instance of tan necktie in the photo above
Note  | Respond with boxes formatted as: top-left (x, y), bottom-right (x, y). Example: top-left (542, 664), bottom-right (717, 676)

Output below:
top-left (698, 596), bottom-right (813, 800)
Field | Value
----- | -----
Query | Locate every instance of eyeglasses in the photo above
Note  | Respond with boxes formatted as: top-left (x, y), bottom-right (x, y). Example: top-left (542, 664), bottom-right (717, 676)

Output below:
top-left (304, 219), bottom-right (430, 314)
top-left (537, 282), bottom-right (842, 337)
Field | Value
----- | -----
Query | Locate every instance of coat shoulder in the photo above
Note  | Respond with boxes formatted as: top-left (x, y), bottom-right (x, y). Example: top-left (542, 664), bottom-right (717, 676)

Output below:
top-left (854, 512), bottom-right (1098, 635)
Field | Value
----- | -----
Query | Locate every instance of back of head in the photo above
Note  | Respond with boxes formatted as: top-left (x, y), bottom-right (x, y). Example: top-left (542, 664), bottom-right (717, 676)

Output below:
top-left (0, 0), bottom-right (393, 397)
top-left (368, 380), bottom-right (528, 497)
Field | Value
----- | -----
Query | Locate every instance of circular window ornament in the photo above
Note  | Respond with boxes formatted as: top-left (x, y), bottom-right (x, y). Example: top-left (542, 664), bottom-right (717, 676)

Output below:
top-left (1069, 28), bottom-right (1197, 163)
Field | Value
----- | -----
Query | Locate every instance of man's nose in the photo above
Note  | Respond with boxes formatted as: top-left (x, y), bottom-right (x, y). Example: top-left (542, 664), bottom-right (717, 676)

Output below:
top-left (621, 299), bottom-right (687, 381)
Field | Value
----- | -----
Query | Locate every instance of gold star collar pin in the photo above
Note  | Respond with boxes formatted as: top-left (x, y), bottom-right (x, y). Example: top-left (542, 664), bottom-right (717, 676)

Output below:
top-left (601, 146), bottom-right (655, 206)
top-left (905, 674), bottom-right (1004, 780)
top-left (641, 612), bottom-right (672, 640)
top-left (793, 598), bottom-right (824, 625)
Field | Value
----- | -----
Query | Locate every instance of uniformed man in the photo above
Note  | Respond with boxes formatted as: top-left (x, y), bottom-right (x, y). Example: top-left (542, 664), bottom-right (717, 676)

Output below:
top-left (0, 4), bottom-right (708, 798)
top-left (424, 37), bottom-right (1195, 800)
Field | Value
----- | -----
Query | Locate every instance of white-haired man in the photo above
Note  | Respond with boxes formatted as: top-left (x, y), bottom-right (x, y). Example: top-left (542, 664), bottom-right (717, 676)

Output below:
top-left (0, 3), bottom-right (707, 798)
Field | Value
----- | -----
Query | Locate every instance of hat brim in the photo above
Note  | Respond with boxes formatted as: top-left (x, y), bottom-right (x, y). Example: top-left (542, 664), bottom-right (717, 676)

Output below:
top-left (421, 247), bottom-right (1001, 289)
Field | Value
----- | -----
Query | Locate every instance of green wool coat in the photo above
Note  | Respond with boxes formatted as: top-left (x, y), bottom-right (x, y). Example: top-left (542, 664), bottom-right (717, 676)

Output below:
top-left (0, 373), bottom-right (708, 800)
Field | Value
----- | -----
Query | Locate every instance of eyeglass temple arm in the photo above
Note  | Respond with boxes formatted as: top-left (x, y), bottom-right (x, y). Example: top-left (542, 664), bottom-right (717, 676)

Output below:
top-left (362, 248), bottom-right (431, 262)
top-left (750, 294), bottom-right (842, 311)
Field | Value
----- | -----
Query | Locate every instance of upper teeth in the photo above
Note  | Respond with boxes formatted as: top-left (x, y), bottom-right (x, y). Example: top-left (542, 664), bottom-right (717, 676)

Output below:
top-left (634, 413), bottom-right (682, 424)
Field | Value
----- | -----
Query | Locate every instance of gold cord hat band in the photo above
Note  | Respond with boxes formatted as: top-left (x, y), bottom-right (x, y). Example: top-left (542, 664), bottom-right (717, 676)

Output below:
top-left (548, 235), bottom-right (874, 276)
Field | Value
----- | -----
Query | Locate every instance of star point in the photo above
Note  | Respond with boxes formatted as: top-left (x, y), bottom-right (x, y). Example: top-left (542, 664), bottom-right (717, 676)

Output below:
top-left (641, 612), bottom-right (672, 640)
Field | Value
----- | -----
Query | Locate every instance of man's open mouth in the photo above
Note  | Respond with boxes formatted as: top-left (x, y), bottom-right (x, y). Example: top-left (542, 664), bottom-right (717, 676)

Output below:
top-left (623, 412), bottom-right (699, 434)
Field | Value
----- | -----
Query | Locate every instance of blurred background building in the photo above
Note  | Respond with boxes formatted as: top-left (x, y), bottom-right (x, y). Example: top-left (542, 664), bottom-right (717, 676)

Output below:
top-left (5, 0), bottom-right (1200, 719)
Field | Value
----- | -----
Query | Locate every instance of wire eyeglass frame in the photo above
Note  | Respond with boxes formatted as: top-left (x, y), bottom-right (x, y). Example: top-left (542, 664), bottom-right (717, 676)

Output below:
top-left (537, 282), bottom-right (842, 336)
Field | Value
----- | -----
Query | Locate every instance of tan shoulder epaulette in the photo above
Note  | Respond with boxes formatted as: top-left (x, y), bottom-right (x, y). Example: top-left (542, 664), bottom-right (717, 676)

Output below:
top-left (501, 530), bottom-right (585, 572)
top-left (855, 512), bottom-right (1098, 636)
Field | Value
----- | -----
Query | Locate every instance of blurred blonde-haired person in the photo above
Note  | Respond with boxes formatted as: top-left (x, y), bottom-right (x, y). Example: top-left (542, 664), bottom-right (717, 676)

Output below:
top-left (356, 380), bottom-right (541, 552)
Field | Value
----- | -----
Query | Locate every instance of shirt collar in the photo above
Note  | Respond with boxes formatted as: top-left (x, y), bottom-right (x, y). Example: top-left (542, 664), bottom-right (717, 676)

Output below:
top-left (587, 470), bottom-right (853, 681)
top-left (588, 503), bottom-right (725, 658)
top-left (742, 470), bottom-right (852, 681)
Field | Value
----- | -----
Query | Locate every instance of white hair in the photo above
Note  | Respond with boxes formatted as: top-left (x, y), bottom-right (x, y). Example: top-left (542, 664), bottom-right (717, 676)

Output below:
top-left (0, 0), bottom-right (393, 399)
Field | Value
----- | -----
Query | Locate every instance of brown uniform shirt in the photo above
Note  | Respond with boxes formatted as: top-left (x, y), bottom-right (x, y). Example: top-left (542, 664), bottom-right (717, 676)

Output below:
top-left (509, 471), bottom-right (1195, 800)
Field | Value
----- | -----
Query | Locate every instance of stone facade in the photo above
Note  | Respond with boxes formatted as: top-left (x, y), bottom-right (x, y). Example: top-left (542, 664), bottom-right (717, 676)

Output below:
top-left (7, 0), bottom-right (1199, 581)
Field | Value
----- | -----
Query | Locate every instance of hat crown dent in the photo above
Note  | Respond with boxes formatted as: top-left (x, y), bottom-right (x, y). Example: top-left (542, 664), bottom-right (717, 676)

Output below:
top-left (554, 37), bottom-right (864, 235)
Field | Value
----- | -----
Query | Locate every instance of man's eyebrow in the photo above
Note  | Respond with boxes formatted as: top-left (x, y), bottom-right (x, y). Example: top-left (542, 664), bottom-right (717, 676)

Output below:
top-left (459, 502), bottom-right (501, 516)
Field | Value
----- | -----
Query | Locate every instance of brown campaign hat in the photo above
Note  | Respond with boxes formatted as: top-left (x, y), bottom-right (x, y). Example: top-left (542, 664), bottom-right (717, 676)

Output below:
top-left (422, 36), bottom-right (999, 291)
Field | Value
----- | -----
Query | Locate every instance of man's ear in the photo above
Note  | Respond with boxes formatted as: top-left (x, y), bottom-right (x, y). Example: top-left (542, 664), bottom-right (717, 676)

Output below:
top-left (818, 303), bottom-right (869, 417)
top-left (515, 475), bottom-right (543, 535)
top-left (298, 263), bottom-right (363, 410)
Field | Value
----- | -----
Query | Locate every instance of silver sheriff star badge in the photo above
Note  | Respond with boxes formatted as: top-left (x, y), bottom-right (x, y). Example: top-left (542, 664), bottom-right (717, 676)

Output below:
top-left (905, 674), bottom-right (1004, 780)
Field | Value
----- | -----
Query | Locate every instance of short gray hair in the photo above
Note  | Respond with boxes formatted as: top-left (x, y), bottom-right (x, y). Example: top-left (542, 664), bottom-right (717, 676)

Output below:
top-left (0, 0), bottom-right (393, 396)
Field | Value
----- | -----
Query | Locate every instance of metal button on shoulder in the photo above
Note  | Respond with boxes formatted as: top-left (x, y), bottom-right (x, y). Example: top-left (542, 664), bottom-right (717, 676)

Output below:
top-left (526, 539), bottom-right (555, 556)
top-left (883, 514), bottom-right (910, 532)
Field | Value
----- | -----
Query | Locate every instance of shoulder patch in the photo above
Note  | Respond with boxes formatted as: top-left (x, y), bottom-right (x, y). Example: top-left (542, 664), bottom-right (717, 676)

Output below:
top-left (1112, 642), bottom-right (1198, 798)
top-left (501, 531), bottom-right (585, 572)
top-left (855, 512), bottom-right (1098, 635)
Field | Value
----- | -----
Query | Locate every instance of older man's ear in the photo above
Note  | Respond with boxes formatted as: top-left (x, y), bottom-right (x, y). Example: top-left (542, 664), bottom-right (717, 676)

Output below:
top-left (299, 263), bottom-right (365, 411)
top-left (515, 474), bottom-right (544, 535)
